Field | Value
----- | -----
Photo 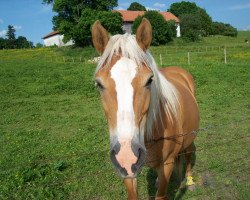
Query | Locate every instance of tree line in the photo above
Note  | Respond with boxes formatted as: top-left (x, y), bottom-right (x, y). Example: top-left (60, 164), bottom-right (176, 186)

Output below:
top-left (0, 25), bottom-right (37, 49)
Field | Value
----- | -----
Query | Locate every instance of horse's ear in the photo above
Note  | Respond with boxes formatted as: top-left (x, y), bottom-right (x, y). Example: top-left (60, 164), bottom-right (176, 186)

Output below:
top-left (136, 18), bottom-right (152, 51)
top-left (92, 20), bottom-right (109, 54)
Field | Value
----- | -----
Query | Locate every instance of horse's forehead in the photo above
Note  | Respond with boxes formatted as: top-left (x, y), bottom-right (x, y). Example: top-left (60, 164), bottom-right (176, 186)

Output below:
top-left (96, 56), bottom-right (152, 84)
top-left (110, 57), bottom-right (138, 81)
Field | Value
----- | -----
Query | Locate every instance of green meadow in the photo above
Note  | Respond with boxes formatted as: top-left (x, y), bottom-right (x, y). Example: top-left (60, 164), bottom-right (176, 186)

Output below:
top-left (0, 32), bottom-right (249, 199)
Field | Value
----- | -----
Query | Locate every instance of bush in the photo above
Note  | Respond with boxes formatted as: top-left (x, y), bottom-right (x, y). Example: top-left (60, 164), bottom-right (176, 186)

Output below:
top-left (132, 11), bottom-right (174, 46)
top-left (211, 22), bottom-right (237, 37)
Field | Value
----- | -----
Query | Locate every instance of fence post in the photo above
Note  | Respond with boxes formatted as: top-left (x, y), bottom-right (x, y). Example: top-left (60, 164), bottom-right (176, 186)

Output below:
top-left (224, 48), bottom-right (227, 64)
top-left (160, 54), bottom-right (163, 66)
top-left (188, 52), bottom-right (190, 65)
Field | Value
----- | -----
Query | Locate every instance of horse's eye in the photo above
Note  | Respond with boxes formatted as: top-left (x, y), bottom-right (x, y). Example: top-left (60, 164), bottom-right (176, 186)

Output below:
top-left (145, 75), bottom-right (154, 88)
top-left (95, 80), bottom-right (105, 91)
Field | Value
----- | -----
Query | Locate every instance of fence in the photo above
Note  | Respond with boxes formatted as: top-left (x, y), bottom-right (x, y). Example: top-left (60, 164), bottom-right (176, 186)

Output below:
top-left (39, 44), bottom-right (249, 66)
top-left (5, 44), bottom-right (248, 66)
top-left (152, 44), bottom-right (250, 66)
top-left (1, 117), bottom-right (249, 173)
top-left (1, 117), bottom-right (249, 199)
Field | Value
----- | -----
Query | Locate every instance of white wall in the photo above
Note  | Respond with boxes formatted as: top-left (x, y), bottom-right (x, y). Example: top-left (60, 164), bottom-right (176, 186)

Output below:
top-left (44, 34), bottom-right (74, 47)
top-left (122, 23), bottom-right (133, 34)
top-left (176, 23), bottom-right (181, 38)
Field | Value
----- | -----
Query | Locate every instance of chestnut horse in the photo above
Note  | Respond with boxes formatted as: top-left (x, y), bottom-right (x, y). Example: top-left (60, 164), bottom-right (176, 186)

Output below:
top-left (91, 19), bottom-right (199, 200)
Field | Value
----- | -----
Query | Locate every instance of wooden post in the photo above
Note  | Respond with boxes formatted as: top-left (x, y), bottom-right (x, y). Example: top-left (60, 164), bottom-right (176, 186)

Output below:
top-left (188, 52), bottom-right (190, 65)
top-left (160, 54), bottom-right (163, 66)
top-left (224, 48), bottom-right (227, 64)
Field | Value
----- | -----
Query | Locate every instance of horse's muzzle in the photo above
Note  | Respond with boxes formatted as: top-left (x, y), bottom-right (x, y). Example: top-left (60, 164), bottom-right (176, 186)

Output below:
top-left (110, 139), bottom-right (146, 178)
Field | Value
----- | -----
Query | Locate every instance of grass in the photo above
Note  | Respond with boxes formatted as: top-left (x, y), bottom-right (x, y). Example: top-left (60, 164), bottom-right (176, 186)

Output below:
top-left (0, 32), bottom-right (249, 199)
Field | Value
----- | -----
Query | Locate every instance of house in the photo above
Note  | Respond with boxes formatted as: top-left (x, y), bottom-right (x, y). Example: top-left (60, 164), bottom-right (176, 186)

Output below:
top-left (42, 31), bottom-right (74, 47)
top-left (114, 10), bottom-right (181, 37)
top-left (42, 10), bottom-right (180, 46)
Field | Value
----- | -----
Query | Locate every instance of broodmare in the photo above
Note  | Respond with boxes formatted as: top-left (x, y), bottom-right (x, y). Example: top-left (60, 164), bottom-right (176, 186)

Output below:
top-left (91, 19), bottom-right (199, 200)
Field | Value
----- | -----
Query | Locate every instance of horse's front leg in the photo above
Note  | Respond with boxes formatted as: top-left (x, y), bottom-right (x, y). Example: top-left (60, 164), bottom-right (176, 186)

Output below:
top-left (124, 178), bottom-right (138, 200)
top-left (155, 162), bottom-right (174, 200)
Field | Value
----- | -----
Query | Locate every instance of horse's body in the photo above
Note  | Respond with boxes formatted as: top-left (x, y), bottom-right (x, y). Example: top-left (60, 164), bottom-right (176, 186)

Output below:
top-left (91, 19), bottom-right (199, 200)
top-left (145, 67), bottom-right (199, 169)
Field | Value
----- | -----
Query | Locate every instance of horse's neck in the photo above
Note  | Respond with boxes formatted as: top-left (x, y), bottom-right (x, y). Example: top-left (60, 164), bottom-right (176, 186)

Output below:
top-left (145, 102), bottom-right (172, 142)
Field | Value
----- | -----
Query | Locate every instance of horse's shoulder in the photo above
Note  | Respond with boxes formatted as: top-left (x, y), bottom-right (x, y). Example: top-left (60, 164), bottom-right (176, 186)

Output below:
top-left (159, 66), bottom-right (195, 95)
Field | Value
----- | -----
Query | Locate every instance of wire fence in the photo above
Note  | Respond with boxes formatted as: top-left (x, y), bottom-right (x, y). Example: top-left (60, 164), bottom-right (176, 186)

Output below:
top-left (5, 44), bottom-right (248, 66)
top-left (1, 117), bottom-right (249, 199)
top-left (1, 117), bottom-right (249, 175)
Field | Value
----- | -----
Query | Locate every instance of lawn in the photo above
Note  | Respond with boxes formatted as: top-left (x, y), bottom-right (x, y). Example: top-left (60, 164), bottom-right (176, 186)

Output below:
top-left (0, 33), bottom-right (249, 199)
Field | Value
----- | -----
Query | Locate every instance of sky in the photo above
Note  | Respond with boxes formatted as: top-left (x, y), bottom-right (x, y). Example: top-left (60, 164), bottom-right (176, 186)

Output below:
top-left (0, 0), bottom-right (250, 44)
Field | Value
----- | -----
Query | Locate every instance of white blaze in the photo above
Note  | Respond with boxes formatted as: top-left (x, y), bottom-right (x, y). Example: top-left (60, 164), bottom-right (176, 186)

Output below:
top-left (111, 57), bottom-right (137, 140)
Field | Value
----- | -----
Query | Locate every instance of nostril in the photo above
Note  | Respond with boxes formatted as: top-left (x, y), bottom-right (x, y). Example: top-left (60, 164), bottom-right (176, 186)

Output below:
top-left (131, 148), bottom-right (146, 174)
top-left (112, 142), bottom-right (121, 154)
top-left (110, 150), bottom-right (129, 177)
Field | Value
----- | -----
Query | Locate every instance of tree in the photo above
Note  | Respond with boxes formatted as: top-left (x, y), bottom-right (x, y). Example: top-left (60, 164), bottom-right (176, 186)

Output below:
top-left (36, 43), bottom-right (44, 48)
top-left (6, 25), bottom-right (16, 48)
top-left (180, 13), bottom-right (202, 42)
top-left (6, 25), bottom-right (16, 40)
top-left (168, 1), bottom-right (212, 36)
top-left (43, 0), bottom-right (119, 47)
top-left (132, 11), bottom-right (174, 46)
top-left (127, 2), bottom-right (146, 11)
top-left (168, 1), bottom-right (198, 17)
top-left (75, 9), bottom-right (123, 46)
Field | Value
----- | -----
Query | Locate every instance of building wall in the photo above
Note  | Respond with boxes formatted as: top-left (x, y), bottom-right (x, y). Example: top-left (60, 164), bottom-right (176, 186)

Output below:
top-left (122, 23), bottom-right (133, 34)
top-left (176, 23), bottom-right (181, 38)
top-left (44, 34), bottom-right (74, 47)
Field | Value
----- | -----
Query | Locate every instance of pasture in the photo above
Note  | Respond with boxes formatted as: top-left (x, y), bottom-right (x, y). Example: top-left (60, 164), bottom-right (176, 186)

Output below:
top-left (0, 32), bottom-right (249, 199)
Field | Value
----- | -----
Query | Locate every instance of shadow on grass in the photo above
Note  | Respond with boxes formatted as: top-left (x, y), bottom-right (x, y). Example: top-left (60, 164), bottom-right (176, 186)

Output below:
top-left (146, 144), bottom-right (196, 200)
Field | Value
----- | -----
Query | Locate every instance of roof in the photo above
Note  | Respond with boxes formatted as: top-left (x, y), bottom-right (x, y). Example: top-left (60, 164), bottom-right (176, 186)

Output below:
top-left (114, 10), bottom-right (180, 23)
top-left (42, 31), bottom-right (60, 39)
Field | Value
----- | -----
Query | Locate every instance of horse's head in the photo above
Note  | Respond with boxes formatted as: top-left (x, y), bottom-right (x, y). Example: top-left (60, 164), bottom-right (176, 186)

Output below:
top-left (92, 19), bottom-right (154, 178)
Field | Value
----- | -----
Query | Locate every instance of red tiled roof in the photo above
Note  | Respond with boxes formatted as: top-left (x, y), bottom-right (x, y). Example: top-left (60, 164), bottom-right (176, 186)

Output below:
top-left (114, 10), bottom-right (180, 23)
top-left (161, 12), bottom-right (180, 23)
top-left (42, 31), bottom-right (60, 39)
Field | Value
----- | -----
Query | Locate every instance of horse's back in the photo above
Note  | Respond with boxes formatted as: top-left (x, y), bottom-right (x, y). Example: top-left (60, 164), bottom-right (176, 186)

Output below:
top-left (160, 66), bottom-right (195, 95)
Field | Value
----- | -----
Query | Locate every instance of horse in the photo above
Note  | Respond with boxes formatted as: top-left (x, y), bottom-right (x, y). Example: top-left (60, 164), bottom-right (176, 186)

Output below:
top-left (91, 18), bottom-right (199, 200)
